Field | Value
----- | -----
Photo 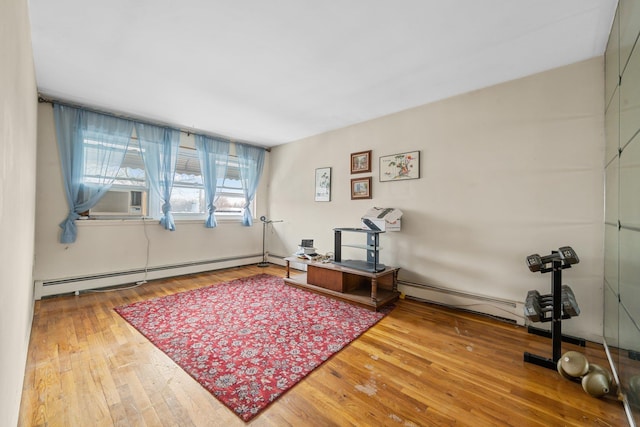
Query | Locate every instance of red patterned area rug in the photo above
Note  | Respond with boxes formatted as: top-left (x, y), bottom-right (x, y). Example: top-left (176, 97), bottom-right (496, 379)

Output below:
top-left (115, 274), bottom-right (391, 421)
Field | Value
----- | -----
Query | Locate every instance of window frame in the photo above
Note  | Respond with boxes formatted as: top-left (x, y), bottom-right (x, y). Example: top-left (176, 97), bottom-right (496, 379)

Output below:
top-left (169, 148), bottom-right (253, 222)
top-left (82, 139), bottom-right (255, 223)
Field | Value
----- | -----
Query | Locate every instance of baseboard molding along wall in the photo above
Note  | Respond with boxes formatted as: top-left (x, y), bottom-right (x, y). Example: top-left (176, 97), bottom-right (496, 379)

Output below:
top-left (398, 280), bottom-right (525, 326)
top-left (34, 254), bottom-right (263, 299)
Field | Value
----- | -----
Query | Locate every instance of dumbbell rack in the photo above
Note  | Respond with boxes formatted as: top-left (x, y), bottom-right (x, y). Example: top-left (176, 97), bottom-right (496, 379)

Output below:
top-left (524, 250), bottom-right (586, 371)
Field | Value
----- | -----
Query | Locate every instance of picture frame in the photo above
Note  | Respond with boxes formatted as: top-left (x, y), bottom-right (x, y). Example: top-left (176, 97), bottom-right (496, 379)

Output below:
top-left (379, 151), bottom-right (420, 182)
top-left (314, 167), bottom-right (331, 202)
top-left (350, 176), bottom-right (372, 200)
top-left (350, 150), bottom-right (372, 174)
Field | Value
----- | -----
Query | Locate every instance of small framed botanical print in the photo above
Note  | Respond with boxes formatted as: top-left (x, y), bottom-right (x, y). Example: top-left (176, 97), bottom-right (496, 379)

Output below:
top-left (314, 167), bottom-right (331, 202)
top-left (379, 151), bottom-right (420, 182)
top-left (351, 176), bottom-right (372, 200)
top-left (350, 150), bottom-right (371, 174)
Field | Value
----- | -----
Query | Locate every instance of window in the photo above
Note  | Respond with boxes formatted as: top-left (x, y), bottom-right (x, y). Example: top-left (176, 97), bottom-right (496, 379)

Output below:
top-left (170, 147), bottom-right (250, 218)
top-left (83, 139), bottom-right (252, 220)
top-left (214, 156), bottom-right (248, 216)
top-left (112, 137), bottom-right (146, 188)
top-left (171, 147), bottom-right (204, 214)
top-left (80, 132), bottom-right (147, 216)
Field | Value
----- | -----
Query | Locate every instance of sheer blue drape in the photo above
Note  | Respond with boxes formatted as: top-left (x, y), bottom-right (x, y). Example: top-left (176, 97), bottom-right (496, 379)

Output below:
top-left (54, 104), bottom-right (134, 243)
top-left (195, 135), bottom-right (230, 228)
top-left (235, 143), bottom-right (265, 226)
top-left (135, 123), bottom-right (180, 231)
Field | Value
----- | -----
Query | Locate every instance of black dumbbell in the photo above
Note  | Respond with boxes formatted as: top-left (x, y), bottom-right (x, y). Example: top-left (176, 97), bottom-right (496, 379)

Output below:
top-left (524, 297), bottom-right (541, 321)
top-left (524, 286), bottom-right (580, 321)
top-left (526, 254), bottom-right (543, 272)
top-left (562, 299), bottom-right (580, 317)
top-left (560, 286), bottom-right (580, 317)
top-left (527, 286), bottom-right (576, 303)
top-left (526, 289), bottom-right (542, 301)
top-left (559, 246), bottom-right (579, 265)
top-left (563, 284), bottom-right (576, 300)
top-left (524, 298), bottom-right (552, 322)
top-left (526, 252), bottom-right (562, 272)
top-left (526, 246), bottom-right (579, 273)
top-left (534, 291), bottom-right (576, 307)
top-left (525, 300), bottom-right (578, 322)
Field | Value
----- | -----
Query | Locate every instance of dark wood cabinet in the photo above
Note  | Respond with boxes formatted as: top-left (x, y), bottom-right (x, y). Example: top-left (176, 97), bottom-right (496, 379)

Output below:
top-left (284, 257), bottom-right (399, 311)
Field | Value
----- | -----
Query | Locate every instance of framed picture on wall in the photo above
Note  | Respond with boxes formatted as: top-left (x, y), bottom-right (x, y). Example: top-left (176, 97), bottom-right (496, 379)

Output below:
top-left (379, 151), bottom-right (420, 182)
top-left (315, 167), bottom-right (331, 202)
top-left (351, 176), bottom-right (372, 199)
top-left (350, 150), bottom-right (372, 174)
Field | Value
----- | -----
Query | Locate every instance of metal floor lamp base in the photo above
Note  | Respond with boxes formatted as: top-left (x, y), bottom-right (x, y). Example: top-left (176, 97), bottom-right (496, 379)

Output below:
top-left (257, 216), bottom-right (282, 269)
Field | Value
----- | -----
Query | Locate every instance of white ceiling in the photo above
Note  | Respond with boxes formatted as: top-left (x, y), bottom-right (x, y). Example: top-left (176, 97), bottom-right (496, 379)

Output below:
top-left (28, 0), bottom-right (617, 147)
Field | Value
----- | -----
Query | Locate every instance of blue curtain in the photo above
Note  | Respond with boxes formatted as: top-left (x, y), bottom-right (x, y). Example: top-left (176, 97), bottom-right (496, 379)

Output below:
top-left (135, 123), bottom-right (180, 231)
top-left (195, 135), bottom-right (230, 228)
top-left (54, 104), bottom-right (134, 243)
top-left (235, 143), bottom-right (265, 226)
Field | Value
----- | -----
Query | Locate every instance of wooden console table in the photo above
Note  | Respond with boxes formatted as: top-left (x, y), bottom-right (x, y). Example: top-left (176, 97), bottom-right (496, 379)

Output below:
top-left (283, 257), bottom-right (400, 311)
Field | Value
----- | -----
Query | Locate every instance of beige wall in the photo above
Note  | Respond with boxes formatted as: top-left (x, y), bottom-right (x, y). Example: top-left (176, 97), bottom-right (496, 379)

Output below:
top-left (0, 0), bottom-right (38, 425)
top-left (33, 104), bottom-right (270, 287)
top-left (269, 57), bottom-right (605, 341)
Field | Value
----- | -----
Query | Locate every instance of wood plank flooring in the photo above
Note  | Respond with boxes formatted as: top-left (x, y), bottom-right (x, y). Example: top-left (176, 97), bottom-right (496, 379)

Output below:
top-left (19, 265), bottom-right (627, 426)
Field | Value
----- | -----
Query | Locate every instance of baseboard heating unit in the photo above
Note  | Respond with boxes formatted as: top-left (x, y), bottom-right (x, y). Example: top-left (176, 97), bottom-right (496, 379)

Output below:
top-left (34, 254), bottom-right (262, 299)
top-left (397, 280), bottom-right (523, 325)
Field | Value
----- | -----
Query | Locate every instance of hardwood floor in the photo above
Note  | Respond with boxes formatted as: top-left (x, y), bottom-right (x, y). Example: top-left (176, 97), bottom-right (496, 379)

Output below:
top-left (19, 265), bottom-right (627, 426)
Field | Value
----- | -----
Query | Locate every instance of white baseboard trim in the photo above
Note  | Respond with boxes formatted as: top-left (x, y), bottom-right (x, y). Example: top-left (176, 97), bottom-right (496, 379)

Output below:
top-left (266, 254), bottom-right (289, 268)
top-left (34, 254), bottom-right (263, 299)
top-left (398, 280), bottom-right (525, 325)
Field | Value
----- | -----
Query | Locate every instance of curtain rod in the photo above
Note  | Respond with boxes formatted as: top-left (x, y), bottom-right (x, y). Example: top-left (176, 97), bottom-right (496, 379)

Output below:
top-left (37, 95), bottom-right (271, 152)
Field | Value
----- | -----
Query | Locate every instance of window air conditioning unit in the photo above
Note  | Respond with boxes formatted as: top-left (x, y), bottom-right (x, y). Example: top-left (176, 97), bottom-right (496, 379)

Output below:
top-left (90, 189), bottom-right (144, 216)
